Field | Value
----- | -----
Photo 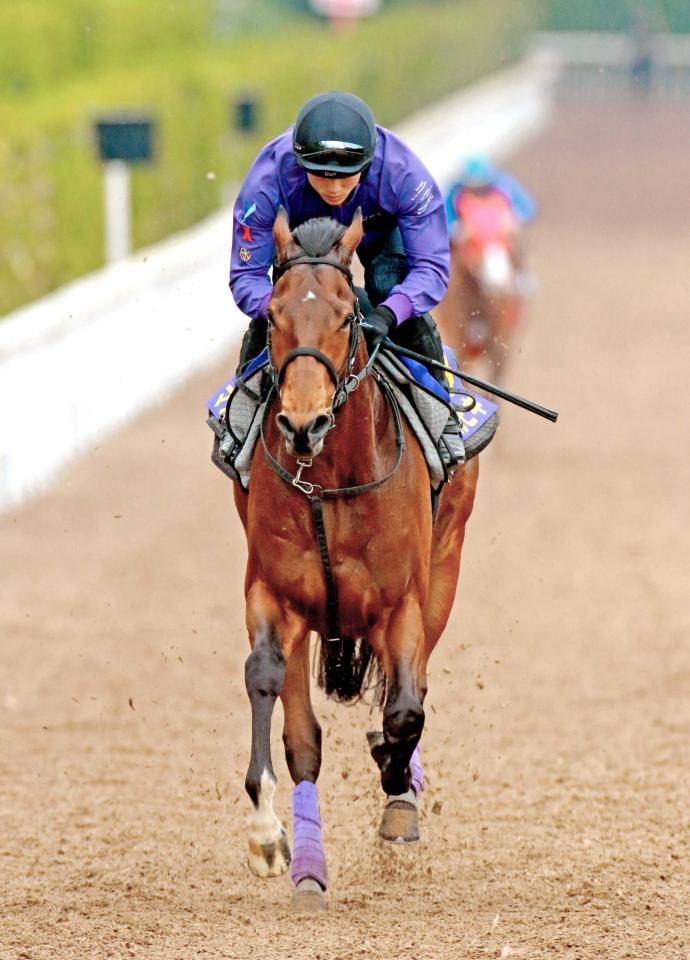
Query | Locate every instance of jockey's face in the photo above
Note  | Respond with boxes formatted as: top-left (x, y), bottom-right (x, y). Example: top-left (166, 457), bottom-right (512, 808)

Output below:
top-left (307, 172), bottom-right (362, 207)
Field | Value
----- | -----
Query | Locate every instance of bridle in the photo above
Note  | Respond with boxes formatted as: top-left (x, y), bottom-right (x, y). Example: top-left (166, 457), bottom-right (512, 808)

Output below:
top-left (259, 252), bottom-right (405, 640)
top-left (261, 252), bottom-right (403, 477)
top-left (266, 254), bottom-right (376, 410)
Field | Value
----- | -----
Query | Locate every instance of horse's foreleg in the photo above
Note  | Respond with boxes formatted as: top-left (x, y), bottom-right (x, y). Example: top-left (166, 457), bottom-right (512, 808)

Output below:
top-left (367, 596), bottom-right (427, 843)
top-left (369, 734), bottom-right (424, 844)
top-left (244, 583), bottom-right (304, 878)
top-left (244, 626), bottom-right (290, 877)
top-left (280, 637), bottom-right (327, 909)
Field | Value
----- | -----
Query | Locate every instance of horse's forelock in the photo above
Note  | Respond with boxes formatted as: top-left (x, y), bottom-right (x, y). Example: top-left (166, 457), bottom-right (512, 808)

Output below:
top-left (292, 218), bottom-right (347, 258)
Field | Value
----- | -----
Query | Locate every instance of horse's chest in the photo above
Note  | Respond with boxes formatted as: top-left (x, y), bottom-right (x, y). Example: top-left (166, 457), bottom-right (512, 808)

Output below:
top-left (254, 500), bottom-right (419, 612)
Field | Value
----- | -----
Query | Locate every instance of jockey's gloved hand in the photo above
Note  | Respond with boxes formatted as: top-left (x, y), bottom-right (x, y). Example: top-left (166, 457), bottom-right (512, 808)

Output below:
top-left (365, 305), bottom-right (396, 352)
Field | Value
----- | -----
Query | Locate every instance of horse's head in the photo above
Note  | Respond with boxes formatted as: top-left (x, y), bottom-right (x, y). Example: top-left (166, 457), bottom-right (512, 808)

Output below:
top-left (268, 207), bottom-right (364, 459)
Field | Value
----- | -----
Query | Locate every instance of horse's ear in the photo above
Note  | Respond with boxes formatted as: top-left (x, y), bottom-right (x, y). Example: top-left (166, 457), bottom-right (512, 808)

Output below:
top-left (273, 206), bottom-right (293, 264)
top-left (338, 207), bottom-right (364, 263)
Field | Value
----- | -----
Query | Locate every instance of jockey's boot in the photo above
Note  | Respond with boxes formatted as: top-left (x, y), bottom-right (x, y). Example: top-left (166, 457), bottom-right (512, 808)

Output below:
top-left (209, 317), bottom-right (269, 482)
top-left (237, 317), bottom-right (268, 375)
top-left (391, 313), bottom-right (466, 469)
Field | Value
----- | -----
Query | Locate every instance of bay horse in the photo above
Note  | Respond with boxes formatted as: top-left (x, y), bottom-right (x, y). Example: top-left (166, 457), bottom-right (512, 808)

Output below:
top-left (233, 207), bottom-right (479, 910)
top-left (434, 190), bottom-right (523, 386)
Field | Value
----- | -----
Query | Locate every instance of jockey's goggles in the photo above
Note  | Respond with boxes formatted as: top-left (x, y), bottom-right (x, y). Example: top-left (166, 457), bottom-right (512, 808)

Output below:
top-left (295, 140), bottom-right (372, 178)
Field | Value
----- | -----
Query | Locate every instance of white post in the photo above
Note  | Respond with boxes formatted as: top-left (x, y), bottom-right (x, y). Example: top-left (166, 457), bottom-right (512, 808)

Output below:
top-left (103, 160), bottom-right (131, 264)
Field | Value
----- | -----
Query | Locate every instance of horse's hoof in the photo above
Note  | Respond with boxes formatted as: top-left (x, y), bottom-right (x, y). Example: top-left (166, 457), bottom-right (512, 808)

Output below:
top-left (378, 797), bottom-right (420, 844)
top-left (291, 878), bottom-right (327, 912)
top-left (247, 830), bottom-right (291, 878)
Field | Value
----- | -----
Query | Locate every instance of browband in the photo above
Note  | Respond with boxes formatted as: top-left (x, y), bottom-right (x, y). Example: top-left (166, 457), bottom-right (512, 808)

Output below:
top-left (274, 255), bottom-right (353, 282)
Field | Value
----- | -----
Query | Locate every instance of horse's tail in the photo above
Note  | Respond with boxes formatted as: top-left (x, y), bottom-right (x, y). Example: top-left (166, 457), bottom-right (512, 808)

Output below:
top-left (316, 636), bottom-right (386, 706)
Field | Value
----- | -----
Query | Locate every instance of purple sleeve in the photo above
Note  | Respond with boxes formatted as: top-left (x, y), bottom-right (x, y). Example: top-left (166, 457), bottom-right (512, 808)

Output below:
top-left (229, 143), bottom-right (282, 320)
top-left (379, 142), bottom-right (450, 324)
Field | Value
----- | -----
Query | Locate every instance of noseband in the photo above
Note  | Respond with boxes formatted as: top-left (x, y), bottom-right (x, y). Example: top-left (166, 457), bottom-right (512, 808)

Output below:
top-left (267, 255), bottom-right (369, 409)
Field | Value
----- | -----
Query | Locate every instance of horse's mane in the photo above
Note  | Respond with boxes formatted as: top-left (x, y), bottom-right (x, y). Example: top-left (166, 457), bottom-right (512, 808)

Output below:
top-left (292, 218), bottom-right (346, 257)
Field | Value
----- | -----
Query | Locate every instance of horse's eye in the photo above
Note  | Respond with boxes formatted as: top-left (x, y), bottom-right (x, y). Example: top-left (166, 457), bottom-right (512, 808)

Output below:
top-left (341, 313), bottom-right (355, 329)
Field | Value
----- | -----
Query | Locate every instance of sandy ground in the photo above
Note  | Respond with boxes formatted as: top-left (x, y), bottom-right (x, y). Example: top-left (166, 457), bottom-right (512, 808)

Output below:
top-left (1, 103), bottom-right (689, 960)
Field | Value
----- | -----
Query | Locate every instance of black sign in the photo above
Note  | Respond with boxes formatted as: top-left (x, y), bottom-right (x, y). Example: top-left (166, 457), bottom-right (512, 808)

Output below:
top-left (234, 95), bottom-right (259, 133)
top-left (95, 115), bottom-right (155, 163)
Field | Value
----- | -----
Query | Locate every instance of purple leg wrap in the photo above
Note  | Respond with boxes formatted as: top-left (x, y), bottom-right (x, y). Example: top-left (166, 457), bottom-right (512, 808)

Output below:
top-left (409, 744), bottom-right (424, 795)
top-left (290, 780), bottom-right (327, 890)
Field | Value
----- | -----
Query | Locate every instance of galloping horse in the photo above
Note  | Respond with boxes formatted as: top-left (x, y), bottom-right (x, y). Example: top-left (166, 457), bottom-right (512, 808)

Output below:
top-left (434, 190), bottom-right (522, 385)
top-left (233, 207), bottom-right (479, 910)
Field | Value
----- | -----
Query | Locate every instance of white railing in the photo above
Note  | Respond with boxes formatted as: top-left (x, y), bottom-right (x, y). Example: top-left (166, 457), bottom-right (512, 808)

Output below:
top-left (0, 50), bottom-right (561, 511)
top-left (530, 31), bottom-right (690, 66)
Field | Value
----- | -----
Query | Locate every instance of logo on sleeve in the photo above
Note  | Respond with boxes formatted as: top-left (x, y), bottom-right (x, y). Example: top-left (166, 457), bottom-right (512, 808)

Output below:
top-left (239, 247), bottom-right (251, 262)
top-left (411, 179), bottom-right (434, 215)
top-left (241, 224), bottom-right (253, 242)
top-left (240, 201), bottom-right (257, 223)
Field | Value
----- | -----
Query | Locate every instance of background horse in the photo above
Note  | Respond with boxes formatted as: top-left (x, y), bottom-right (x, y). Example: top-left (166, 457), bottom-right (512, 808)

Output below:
top-left (434, 190), bottom-right (523, 385)
top-left (233, 208), bottom-right (479, 911)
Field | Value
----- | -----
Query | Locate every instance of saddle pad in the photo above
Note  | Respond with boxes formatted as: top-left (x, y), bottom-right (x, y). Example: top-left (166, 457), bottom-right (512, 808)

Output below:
top-left (205, 343), bottom-right (497, 489)
top-left (443, 345), bottom-right (499, 453)
top-left (390, 343), bottom-right (499, 441)
top-left (374, 347), bottom-right (498, 486)
top-left (205, 347), bottom-right (268, 422)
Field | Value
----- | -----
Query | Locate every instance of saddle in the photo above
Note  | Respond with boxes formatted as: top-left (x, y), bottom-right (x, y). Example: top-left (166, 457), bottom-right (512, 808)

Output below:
top-left (206, 345), bottom-right (498, 491)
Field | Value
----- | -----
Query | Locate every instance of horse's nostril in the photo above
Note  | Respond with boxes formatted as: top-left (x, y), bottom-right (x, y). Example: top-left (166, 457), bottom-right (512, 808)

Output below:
top-left (276, 412), bottom-right (331, 452)
top-left (310, 414), bottom-right (332, 438)
top-left (276, 413), bottom-right (295, 438)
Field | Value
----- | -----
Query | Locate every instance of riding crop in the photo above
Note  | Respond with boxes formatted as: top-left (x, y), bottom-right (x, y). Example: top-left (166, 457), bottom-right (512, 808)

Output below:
top-left (371, 336), bottom-right (559, 423)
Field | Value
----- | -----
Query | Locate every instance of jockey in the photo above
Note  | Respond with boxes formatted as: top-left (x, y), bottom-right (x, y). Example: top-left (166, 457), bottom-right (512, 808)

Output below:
top-left (445, 153), bottom-right (536, 295)
top-left (229, 90), bottom-right (464, 467)
top-left (445, 153), bottom-right (536, 233)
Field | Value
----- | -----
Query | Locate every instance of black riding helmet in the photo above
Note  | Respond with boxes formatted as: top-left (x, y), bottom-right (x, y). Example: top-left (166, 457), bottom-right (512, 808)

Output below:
top-left (293, 91), bottom-right (377, 179)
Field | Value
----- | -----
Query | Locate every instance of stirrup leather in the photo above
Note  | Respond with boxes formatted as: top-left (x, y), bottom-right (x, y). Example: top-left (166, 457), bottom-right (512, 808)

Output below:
top-left (439, 410), bottom-right (466, 467)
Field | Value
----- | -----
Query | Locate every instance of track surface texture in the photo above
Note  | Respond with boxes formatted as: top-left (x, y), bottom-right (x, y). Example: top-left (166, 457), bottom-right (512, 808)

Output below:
top-left (2, 104), bottom-right (689, 959)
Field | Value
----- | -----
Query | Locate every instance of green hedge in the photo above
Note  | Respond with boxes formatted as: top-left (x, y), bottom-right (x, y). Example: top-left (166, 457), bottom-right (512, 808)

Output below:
top-left (0, 0), bottom-right (537, 315)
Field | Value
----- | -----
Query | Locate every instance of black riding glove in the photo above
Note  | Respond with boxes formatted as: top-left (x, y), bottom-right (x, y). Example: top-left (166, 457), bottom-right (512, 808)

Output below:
top-left (364, 304), bottom-right (396, 352)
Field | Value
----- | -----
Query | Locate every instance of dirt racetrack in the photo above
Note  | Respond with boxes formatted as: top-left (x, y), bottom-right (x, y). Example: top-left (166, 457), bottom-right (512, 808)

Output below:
top-left (1, 103), bottom-right (689, 960)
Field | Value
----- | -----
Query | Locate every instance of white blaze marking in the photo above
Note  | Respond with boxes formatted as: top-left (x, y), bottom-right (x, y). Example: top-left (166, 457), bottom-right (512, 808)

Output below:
top-left (302, 290), bottom-right (317, 301)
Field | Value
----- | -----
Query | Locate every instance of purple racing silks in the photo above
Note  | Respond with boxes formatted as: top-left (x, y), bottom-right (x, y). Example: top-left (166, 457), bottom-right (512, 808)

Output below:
top-left (229, 126), bottom-right (449, 324)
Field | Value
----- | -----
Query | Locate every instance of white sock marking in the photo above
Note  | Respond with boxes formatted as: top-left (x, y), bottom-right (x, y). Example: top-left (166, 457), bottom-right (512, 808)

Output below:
top-left (247, 769), bottom-right (289, 877)
top-left (249, 768), bottom-right (283, 844)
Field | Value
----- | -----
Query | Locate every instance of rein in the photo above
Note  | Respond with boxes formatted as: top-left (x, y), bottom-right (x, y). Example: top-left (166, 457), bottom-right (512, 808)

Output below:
top-left (260, 253), bottom-right (403, 640)
top-left (259, 375), bottom-right (405, 500)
